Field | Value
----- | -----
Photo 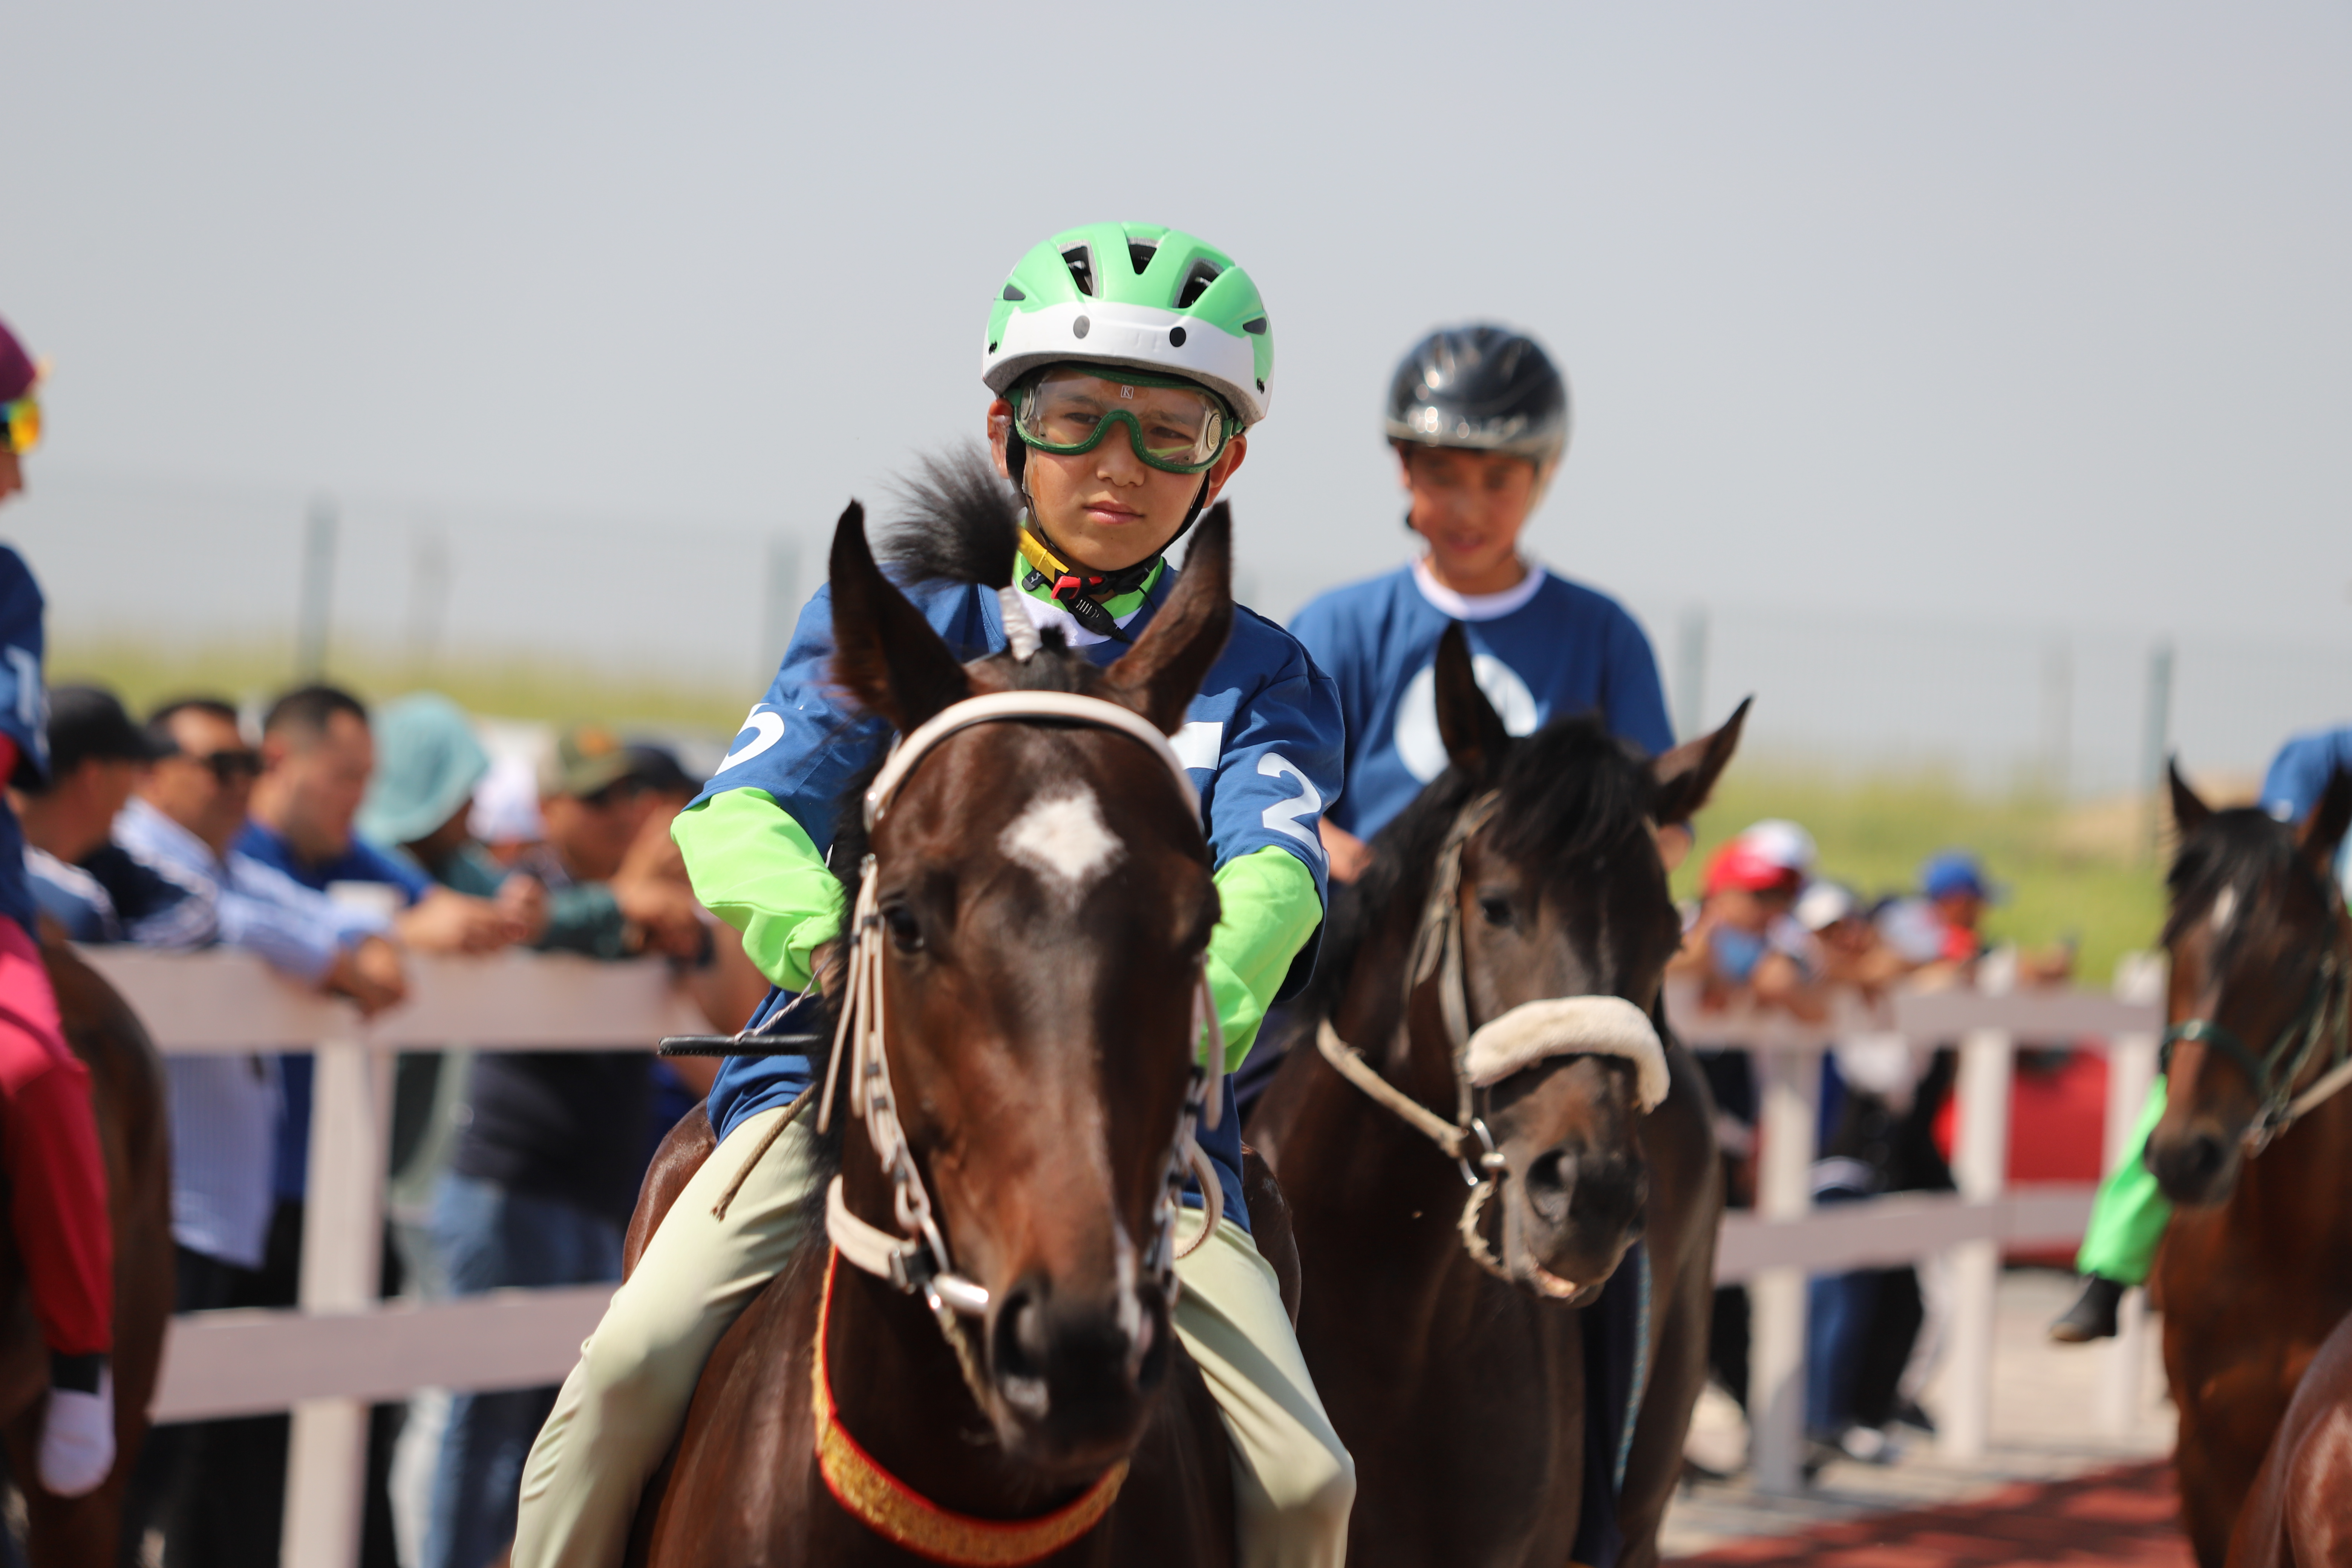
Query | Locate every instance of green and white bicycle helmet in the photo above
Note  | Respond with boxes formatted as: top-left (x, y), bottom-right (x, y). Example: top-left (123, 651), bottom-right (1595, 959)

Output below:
top-left (983, 222), bottom-right (1274, 425)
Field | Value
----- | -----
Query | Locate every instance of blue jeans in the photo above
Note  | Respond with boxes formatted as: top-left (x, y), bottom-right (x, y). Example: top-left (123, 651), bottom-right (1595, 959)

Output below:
top-left (424, 1174), bottom-right (623, 1568)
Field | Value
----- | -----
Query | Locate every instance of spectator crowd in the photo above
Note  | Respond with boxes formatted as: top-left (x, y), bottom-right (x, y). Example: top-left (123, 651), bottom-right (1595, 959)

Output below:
top-left (1669, 817), bottom-right (2077, 1476)
top-left (12, 678), bottom-right (759, 1568)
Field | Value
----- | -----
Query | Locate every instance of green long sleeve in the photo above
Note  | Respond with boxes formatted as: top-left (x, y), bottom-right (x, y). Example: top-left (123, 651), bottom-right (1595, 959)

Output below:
top-left (672, 790), bottom-right (1320, 1067)
top-left (672, 788), bottom-right (845, 993)
top-left (1205, 845), bottom-right (1323, 1070)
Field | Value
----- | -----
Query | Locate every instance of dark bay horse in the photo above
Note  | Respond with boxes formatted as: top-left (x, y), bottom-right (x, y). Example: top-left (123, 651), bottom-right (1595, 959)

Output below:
top-left (2227, 1305), bottom-right (2352, 1568)
top-left (1248, 625), bottom-right (1743, 1568)
top-left (625, 488), bottom-right (1256, 1565)
top-left (2147, 762), bottom-right (2352, 1568)
top-left (2, 933), bottom-right (174, 1566)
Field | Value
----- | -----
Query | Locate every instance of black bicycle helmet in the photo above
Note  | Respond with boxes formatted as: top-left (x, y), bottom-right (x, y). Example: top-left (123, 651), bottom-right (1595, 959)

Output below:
top-left (1384, 325), bottom-right (1570, 470)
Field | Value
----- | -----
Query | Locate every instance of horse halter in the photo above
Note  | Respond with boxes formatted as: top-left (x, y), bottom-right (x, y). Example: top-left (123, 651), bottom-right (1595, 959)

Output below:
top-left (1315, 790), bottom-right (1671, 1286)
top-left (2163, 948), bottom-right (2352, 1156)
top-left (818, 690), bottom-right (1226, 1401)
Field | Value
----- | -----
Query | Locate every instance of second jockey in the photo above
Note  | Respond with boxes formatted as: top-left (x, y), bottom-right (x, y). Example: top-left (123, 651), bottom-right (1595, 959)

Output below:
top-left (513, 223), bottom-right (1355, 1568)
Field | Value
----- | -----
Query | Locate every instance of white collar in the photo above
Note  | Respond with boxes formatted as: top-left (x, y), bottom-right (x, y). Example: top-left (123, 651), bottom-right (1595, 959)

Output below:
top-left (1008, 588), bottom-right (1148, 650)
top-left (1410, 556), bottom-right (1547, 621)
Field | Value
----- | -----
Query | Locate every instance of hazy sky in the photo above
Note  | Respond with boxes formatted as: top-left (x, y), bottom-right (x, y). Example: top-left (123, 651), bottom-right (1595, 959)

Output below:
top-left (7, 2), bottom-right (2347, 778)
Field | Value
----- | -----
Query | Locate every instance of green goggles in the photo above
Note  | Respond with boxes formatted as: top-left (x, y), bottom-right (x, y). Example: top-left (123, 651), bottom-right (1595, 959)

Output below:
top-left (1, 398), bottom-right (39, 457)
top-left (1012, 367), bottom-right (1237, 475)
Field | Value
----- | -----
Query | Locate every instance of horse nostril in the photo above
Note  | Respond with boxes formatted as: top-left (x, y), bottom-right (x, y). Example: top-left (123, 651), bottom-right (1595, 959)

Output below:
top-left (1568, 1154), bottom-right (1646, 1234)
top-left (1524, 1147), bottom-right (1574, 1224)
top-left (990, 1279), bottom-right (1052, 1417)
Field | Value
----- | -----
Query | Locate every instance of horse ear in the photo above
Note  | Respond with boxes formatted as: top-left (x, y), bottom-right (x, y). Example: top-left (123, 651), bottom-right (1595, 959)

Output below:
top-left (1433, 622), bottom-right (1510, 782)
top-left (2170, 760), bottom-right (2214, 842)
top-left (1103, 502), bottom-right (1236, 736)
top-left (2297, 764), bottom-right (2352, 873)
top-left (1652, 697), bottom-right (1750, 826)
top-left (828, 499), bottom-right (970, 731)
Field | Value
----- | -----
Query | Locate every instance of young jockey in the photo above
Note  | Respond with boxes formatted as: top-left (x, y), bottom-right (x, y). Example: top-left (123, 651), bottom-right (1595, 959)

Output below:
top-left (1288, 325), bottom-right (1677, 882)
top-left (1266, 324), bottom-right (1675, 1568)
top-left (0, 313), bottom-right (117, 1497)
top-left (2052, 730), bottom-right (2352, 1342)
top-left (514, 223), bottom-right (1355, 1567)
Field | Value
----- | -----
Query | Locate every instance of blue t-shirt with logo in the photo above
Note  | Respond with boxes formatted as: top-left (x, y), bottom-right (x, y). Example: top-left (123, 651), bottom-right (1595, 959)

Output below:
top-left (694, 563), bottom-right (1345, 1231)
top-left (1290, 560), bottom-right (1674, 841)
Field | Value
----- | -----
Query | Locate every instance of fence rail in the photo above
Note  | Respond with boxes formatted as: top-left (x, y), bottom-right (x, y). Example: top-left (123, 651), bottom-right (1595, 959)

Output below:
top-left (89, 948), bottom-right (2164, 1567)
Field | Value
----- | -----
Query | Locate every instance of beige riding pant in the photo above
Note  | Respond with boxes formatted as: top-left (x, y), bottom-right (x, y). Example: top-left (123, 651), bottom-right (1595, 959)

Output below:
top-left (511, 1104), bottom-right (1354, 1568)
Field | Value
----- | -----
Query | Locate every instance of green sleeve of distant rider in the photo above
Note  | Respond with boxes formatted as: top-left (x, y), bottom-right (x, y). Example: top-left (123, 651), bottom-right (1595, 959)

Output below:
top-left (671, 788), bottom-right (846, 994)
top-left (1206, 846), bottom-right (1323, 1072)
top-left (2075, 1078), bottom-right (2173, 1286)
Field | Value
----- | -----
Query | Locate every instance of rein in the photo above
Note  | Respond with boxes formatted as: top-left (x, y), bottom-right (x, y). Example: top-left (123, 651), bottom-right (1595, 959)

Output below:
top-left (2163, 948), bottom-right (2352, 1156)
top-left (1314, 790), bottom-right (1670, 1286)
top-left (816, 689), bottom-right (1226, 1408)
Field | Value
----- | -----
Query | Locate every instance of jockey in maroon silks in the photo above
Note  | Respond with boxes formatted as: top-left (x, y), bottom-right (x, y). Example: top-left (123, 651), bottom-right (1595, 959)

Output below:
top-left (0, 312), bottom-right (117, 1498)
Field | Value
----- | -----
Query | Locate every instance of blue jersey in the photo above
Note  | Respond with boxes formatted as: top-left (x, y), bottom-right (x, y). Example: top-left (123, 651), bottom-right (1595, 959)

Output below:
top-left (697, 564), bottom-right (1345, 1230)
top-left (1290, 560), bottom-right (1674, 841)
top-left (0, 549), bottom-right (46, 936)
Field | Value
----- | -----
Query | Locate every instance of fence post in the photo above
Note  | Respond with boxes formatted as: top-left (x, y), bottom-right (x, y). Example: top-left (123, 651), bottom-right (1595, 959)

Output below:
top-left (1749, 1041), bottom-right (1818, 1491)
top-left (1940, 1025), bottom-right (2014, 1460)
top-left (281, 1031), bottom-right (391, 1568)
top-left (2101, 954), bottom-right (2165, 1435)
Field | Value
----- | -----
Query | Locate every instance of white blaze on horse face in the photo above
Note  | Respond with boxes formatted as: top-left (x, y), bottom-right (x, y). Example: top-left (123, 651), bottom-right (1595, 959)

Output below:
top-left (1000, 785), bottom-right (1126, 903)
top-left (2211, 884), bottom-right (2238, 934)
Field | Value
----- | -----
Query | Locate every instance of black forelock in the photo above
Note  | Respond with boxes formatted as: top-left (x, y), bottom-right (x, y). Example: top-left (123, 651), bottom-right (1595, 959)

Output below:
top-left (1302, 714), bottom-right (1657, 1019)
top-left (2162, 807), bottom-right (2313, 957)
top-left (1484, 715), bottom-right (1659, 870)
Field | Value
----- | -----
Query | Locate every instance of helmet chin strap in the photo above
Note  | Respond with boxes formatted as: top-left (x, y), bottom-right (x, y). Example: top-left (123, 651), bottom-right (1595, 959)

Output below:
top-left (1006, 432), bottom-right (1216, 643)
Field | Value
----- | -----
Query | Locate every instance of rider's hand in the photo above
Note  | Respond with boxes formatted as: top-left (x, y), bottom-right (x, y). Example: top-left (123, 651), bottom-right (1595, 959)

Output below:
top-left (327, 935), bottom-right (408, 1016)
top-left (1320, 821), bottom-right (1374, 885)
top-left (37, 1367), bottom-right (113, 1497)
top-left (809, 940), bottom-right (843, 997)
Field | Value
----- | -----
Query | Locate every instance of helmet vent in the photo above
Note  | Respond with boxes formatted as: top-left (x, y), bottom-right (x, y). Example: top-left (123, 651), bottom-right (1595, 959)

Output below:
top-left (1061, 246), bottom-right (1096, 298)
top-left (1168, 326), bottom-right (1187, 348)
top-left (1175, 260), bottom-right (1222, 309)
top-left (1242, 317), bottom-right (1267, 335)
top-left (1127, 239), bottom-right (1158, 275)
top-left (1001, 283), bottom-right (1026, 302)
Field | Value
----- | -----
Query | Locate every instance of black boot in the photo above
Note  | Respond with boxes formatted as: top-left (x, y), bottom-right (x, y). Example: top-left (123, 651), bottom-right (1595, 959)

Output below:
top-left (2049, 1274), bottom-right (2125, 1342)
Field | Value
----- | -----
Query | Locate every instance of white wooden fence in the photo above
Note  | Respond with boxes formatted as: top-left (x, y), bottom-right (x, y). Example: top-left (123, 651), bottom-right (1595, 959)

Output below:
top-left (90, 948), bottom-right (2165, 1566)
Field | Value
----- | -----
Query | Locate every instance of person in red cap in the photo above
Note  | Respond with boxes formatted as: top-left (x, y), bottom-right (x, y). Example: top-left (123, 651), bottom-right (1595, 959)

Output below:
top-left (0, 312), bottom-right (118, 1498)
top-left (1674, 819), bottom-right (1824, 1017)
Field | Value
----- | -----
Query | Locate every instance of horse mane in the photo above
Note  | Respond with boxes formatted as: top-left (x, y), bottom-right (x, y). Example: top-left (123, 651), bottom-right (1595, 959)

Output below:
top-left (1303, 713), bottom-right (1660, 1018)
top-left (873, 443), bottom-right (1102, 694)
top-left (2162, 807), bottom-right (2311, 960)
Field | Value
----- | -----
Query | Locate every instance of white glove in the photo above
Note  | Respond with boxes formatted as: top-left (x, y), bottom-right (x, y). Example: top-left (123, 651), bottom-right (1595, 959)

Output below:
top-left (38, 1368), bottom-right (114, 1497)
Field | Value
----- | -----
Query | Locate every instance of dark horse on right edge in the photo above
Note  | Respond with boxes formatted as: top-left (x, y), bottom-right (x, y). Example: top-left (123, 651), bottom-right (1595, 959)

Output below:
top-left (1250, 625), bottom-right (1743, 1568)
top-left (2146, 760), bottom-right (2352, 1568)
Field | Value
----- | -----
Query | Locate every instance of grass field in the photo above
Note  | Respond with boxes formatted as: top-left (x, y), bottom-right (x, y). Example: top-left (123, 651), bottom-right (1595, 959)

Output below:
top-left (1674, 761), bottom-right (2175, 988)
top-left (52, 637), bottom-right (2181, 985)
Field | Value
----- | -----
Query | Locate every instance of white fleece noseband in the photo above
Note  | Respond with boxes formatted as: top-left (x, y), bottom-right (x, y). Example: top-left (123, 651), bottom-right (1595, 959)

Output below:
top-left (1461, 995), bottom-right (1670, 1111)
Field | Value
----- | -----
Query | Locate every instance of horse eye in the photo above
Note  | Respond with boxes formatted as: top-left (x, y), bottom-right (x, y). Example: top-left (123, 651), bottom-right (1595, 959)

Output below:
top-left (882, 905), bottom-right (924, 952)
top-left (1476, 893), bottom-right (1514, 928)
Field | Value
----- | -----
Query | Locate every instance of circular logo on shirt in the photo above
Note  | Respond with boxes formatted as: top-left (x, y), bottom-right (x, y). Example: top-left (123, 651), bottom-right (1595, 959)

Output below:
top-left (1393, 654), bottom-right (1541, 783)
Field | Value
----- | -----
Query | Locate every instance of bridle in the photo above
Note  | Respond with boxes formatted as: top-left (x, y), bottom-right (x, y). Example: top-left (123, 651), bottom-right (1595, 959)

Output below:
top-left (1314, 790), bottom-right (1671, 1287)
top-left (2163, 925), bottom-right (2352, 1156)
top-left (817, 689), bottom-right (1226, 1405)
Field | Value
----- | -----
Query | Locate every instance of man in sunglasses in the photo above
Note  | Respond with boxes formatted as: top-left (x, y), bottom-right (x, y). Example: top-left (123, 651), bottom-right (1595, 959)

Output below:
top-left (0, 311), bottom-right (120, 1500)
